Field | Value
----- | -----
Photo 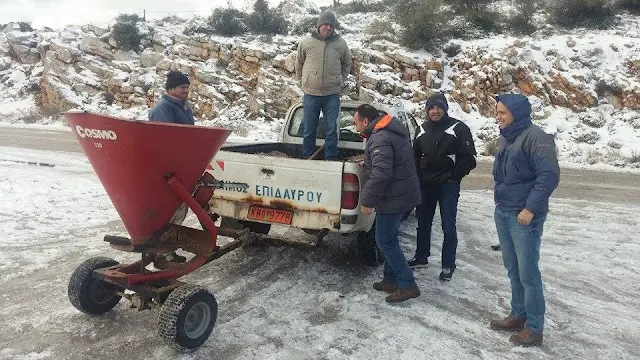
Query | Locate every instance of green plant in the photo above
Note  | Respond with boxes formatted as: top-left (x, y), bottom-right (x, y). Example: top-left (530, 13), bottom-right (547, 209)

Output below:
top-left (616, 0), bottom-right (640, 14)
top-left (208, 8), bottom-right (247, 37)
top-left (550, 0), bottom-right (617, 29)
top-left (393, 0), bottom-right (454, 52)
top-left (111, 13), bottom-right (142, 51)
top-left (508, 1), bottom-right (539, 35)
top-left (246, 0), bottom-right (289, 35)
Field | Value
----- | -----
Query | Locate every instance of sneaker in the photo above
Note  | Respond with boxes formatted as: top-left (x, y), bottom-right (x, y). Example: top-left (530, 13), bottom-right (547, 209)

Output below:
top-left (407, 257), bottom-right (429, 268)
top-left (438, 268), bottom-right (454, 281)
top-left (385, 286), bottom-right (421, 303)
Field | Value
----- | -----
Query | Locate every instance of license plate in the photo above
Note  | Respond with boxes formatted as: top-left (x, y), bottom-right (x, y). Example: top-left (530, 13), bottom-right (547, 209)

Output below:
top-left (247, 206), bottom-right (293, 225)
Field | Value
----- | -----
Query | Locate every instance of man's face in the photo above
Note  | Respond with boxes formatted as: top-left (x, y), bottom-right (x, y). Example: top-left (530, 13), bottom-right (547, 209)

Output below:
top-left (427, 105), bottom-right (445, 122)
top-left (318, 24), bottom-right (333, 39)
top-left (495, 101), bottom-right (514, 129)
top-left (353, 112), bottom-right (368, 133)
top-left (168, 84), bottom-right (190, 101)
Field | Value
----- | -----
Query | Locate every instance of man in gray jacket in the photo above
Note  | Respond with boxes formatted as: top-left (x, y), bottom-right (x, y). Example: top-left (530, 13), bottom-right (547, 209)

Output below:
top-left (354, 104), bottom-right (421, 303)
top-left (296, 11), bottom-right (352, 161)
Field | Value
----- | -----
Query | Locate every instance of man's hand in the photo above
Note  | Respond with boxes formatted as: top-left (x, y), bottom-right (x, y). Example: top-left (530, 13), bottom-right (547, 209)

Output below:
top-left (361, 206), bottom-right (374, 215)
top-left (517, 208), bottom-right (534, 225)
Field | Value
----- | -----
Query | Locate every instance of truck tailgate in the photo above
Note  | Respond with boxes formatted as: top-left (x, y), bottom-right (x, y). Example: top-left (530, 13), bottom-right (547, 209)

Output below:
top-left (207, 151), bottom-right (344, 229)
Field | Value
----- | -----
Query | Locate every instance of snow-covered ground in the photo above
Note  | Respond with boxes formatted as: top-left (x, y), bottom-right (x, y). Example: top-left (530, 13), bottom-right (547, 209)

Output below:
top-left (1, 146), bottom-right (639, 359)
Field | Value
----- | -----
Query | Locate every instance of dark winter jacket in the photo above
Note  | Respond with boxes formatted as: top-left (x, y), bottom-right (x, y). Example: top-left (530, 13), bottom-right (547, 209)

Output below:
top-left (361, 114), bottom-right (421, 214)
top-left (493, 94), bottom-right (560, 215)
top-left (414, 95), bottom-right (477, 184)
top-left (148, 94), bottom-right (195, 125)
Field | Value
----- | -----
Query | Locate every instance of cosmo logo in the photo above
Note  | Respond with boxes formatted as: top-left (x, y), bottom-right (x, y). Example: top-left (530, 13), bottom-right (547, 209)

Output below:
top-left (75, 125), bottom-right (118, 140)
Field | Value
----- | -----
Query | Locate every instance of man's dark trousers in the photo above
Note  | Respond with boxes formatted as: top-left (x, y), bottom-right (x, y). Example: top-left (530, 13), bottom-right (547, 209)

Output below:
top-left (414, 182), bottom-right (460, 269)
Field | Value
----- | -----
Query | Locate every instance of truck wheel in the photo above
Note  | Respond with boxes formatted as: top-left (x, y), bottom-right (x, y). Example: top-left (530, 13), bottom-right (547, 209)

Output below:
top-left (68, 257), bottom-right (122, 315)
top-left (356, 228), bottom-right (385, 266)
top-left (158, 284), bottom-right (218, 351)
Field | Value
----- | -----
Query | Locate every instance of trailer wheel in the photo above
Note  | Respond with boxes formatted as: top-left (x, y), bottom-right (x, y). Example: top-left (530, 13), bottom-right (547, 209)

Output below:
top-left (68, 257), bottom-right (122, 315)
top-left (158, 284), bottom-right (218, 351)
top-left (355, 227), bottom-right (385, 266)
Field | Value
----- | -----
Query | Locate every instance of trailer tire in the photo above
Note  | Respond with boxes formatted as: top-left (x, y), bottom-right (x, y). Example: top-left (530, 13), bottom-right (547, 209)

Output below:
top-left (68, 257), bottom-right (121, 315)
top-left (356, 227), bottom-right (385, 266)
top-left (158, 284), bottom-right (218, 351)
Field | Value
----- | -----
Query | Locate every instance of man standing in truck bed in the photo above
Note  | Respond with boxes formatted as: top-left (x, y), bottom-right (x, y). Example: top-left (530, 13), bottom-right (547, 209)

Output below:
top-left (295, 10), bottom-right (352, 161)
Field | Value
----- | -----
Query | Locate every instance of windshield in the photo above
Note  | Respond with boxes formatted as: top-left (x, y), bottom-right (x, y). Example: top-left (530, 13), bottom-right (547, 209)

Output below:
top-left (287, 106), bottom-right (363, 142)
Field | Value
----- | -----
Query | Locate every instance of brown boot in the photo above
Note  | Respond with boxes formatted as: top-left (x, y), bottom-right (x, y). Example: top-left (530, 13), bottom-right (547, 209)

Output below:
top-left (373, 281), bottom-right (398, 293)
top-left (489, 315), bottom-right (526, 331)
top-left (385, 286), bottom-right (420, 303)
top-left (510, 328), bottom-right (543, 346)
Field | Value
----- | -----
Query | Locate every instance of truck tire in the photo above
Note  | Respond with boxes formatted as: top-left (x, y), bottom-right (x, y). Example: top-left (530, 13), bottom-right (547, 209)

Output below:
top-left (68, 257), bottom-right (122, 315)
top-left (355, 227), bottom-right (385, 266)
top-left (158, 284), bottom-right (218, 351)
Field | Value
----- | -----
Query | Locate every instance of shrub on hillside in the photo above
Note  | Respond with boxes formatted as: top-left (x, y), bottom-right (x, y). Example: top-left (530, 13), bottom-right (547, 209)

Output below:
top-left (246, 0), bottom-right (289, 35)
top-left (393, 0), bottom-right (454, 52)
top-left (111, 14), bottom-right (142, 51)
top-left (550, 0), bottom-right (617, 29)
top-left (18, 21), bottom-right (34, 32)
top-left (616, 0), bottom-right (640, 14)
top-left (507, 1), bottom-right (539, 35)
top-left (334, 0), bottom-right (387, 14)
top-left (208, 8), bottom-right (247, 37)
top-left (365, 18), bottom-right (398, 42)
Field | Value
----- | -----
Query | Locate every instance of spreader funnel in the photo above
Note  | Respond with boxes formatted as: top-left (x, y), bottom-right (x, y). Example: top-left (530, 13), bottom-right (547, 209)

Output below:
top-left (65, 111), bottom-right (231, 240)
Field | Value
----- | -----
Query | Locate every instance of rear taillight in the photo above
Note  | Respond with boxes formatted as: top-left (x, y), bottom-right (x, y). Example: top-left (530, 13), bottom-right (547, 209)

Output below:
top-left (341, 173), bottom-right (360, 210)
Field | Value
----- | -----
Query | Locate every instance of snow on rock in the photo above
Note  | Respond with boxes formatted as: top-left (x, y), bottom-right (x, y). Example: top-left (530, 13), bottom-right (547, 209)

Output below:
top-left (0, 9), bottom-right (639, 168)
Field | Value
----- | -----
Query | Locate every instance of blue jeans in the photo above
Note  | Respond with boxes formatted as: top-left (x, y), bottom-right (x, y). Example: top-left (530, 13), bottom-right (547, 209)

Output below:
top-left (415, 182), bottom-right (460, 269)
top-left (376, 212), bottom-right (416, 289)
top-left (494, 207), bottom-right (547, 333)
top-left (302, 93), bottom-right (340, 160)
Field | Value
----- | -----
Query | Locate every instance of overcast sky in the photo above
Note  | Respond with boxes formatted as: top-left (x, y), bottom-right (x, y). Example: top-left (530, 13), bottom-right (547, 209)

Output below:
top-left (1, 0), bottom-right (334, 29)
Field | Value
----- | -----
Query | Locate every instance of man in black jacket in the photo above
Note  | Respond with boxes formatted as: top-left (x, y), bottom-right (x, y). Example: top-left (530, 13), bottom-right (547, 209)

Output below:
top-left (355, 104), bottom-right (422, 303)
top-left (408, 93), bottom-right (477, 281)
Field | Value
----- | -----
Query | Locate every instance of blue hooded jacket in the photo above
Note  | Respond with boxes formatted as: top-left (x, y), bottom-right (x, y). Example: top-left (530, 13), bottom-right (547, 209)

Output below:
top-left (493, 94), bottom-right (560, 215)
top-left (148, 94), bottom-right (195, 125)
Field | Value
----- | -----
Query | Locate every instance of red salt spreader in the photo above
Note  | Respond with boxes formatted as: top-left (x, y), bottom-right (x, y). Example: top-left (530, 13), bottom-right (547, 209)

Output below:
top-left (65, 111), bottom-right (235, 351)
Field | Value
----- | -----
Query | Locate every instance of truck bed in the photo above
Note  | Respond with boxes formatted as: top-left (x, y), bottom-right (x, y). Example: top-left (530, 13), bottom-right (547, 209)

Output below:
top-left (220, 143), bottom-right (363, 161)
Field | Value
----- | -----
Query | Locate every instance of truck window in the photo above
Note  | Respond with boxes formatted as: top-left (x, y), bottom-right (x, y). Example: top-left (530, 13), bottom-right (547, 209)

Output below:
top-left (288, 107), bottom-right (363, 143)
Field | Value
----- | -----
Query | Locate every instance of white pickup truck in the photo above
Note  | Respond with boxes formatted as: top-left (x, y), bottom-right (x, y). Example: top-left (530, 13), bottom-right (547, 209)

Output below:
top-left (206, 101), bottom-right (419, 264)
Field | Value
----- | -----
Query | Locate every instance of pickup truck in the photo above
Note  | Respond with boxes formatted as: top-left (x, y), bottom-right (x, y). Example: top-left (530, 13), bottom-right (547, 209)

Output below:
top-left (206, 101), bottom-right (420, 264)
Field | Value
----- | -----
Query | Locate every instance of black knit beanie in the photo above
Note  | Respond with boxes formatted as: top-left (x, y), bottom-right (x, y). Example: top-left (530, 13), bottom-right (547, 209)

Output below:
top-left (165, 71), bottom-right (190, 90)
top-left (425, 92), bottom-right (449, 113)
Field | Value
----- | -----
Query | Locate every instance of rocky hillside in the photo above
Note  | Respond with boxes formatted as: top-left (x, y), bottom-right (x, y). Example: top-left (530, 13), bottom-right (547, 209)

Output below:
top-left (1, 2), bottom-right (639, 167)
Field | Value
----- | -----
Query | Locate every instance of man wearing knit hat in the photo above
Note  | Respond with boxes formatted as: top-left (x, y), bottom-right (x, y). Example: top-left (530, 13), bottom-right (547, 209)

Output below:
top-left (148, 70), bottom-right (195, 265)
top-left (408, 92), bottom-right (477, 281)
top-left (148, 70), bottom-right (195, 125)
top-left (295, 10), bottom-right (352, 161)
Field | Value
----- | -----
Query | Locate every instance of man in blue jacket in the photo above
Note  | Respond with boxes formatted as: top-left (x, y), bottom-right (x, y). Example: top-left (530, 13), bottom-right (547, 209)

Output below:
top-left (149, 70), bottom-right (195, 125)
top-left (354, 104), bottom-right (421, 303)
top-left (489, 94), bottom-right (560, 347)
top-left (149, 70), bottom-right (195, 265)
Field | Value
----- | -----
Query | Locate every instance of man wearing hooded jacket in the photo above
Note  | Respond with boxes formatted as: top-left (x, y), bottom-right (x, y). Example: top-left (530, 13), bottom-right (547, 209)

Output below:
top-left (489, 93), bottom-right (559, 347)
top-left (408, 93), bottom-right (477, 281)
top-left (295, 11), bottom-right (352, 161)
